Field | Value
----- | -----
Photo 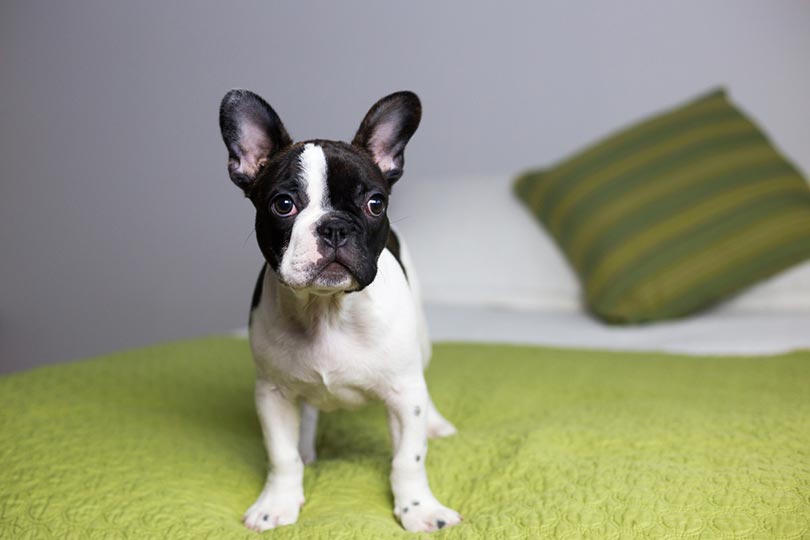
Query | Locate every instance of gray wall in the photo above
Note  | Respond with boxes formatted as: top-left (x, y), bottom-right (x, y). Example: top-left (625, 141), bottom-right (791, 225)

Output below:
top-left (2, 1), bottom-right (809, 373)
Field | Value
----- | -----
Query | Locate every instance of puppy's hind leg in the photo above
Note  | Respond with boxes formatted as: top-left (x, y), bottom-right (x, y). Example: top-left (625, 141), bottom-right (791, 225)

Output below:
top-left (298, 401), bottom-right (319, 465)
top-left (426, 393), bottom-right (456, 439)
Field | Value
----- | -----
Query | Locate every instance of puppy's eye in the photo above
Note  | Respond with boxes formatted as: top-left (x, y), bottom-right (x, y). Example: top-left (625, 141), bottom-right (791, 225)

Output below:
top-left (366, 195), bottom-right (386, 217)
top-left (271, 195), bottom-right (298, 217)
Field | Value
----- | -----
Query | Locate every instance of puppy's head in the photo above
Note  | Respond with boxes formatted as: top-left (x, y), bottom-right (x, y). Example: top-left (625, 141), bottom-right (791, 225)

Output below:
top-left (219, 90), bottom-right (421, 293)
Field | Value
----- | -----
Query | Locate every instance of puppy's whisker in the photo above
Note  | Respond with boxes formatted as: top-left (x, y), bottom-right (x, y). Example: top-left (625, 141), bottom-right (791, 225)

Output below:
top-left (244, 228), bottom-right (256, 247)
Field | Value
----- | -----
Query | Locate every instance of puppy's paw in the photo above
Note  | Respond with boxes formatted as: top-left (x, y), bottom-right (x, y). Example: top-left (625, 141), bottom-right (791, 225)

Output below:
top-left (427, 417), bottom-right (457, 439)
top-left (242, 492), bottom-right (304, 532)
top-left (396, 498), bottom-right (462, 532)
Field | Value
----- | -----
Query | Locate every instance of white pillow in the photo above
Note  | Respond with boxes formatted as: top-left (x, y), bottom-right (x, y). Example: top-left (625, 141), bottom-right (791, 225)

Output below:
top-left (390, 174), bottom-right (580, 310)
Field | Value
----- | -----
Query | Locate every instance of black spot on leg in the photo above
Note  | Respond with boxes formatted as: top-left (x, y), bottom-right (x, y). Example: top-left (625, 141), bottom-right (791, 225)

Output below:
top-left (403, 506), bottom-right (409, 513)
top-left (415, 454), bottom-right (421, 462)
top-left (414, 406), bottom-right (421, 416)
top-left (263, 514), bottom-right (269, 521)
top-left (412, 500), bottom-right (420, 506)
top-left (437, 519), bottom-right (446, 529)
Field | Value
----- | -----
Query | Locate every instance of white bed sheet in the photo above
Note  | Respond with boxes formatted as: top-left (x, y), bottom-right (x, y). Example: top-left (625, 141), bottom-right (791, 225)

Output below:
top-left (425, 303), bottom-right (810, 355)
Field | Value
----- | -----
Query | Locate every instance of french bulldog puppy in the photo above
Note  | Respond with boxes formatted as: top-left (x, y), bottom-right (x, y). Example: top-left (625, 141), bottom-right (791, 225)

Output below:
top-left (219, 89), bottom-right (461, 533)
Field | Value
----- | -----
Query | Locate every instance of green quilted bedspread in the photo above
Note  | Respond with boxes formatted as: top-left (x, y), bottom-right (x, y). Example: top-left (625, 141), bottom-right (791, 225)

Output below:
top-left (1, 338), bottom-right (809, 539)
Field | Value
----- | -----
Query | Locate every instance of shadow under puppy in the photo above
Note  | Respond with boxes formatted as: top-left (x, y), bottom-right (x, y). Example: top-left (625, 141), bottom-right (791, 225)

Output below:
top-left (218, 89), bottom-right (461, 533)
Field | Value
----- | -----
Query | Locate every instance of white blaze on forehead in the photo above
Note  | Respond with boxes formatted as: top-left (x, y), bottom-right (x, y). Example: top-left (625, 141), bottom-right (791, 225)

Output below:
top-left (298, 143), bottom-right (328, 207)
top-left (279, 144), bottom-right (330, 287)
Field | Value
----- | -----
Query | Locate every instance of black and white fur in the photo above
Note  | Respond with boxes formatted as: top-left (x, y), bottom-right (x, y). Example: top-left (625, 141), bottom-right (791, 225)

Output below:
top-left (219, 90), bottom-right (461, 532)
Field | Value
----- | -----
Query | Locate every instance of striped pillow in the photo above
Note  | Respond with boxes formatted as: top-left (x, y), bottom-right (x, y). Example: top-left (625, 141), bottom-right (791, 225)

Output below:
top-left (514, 89), bottom-right (810, 323)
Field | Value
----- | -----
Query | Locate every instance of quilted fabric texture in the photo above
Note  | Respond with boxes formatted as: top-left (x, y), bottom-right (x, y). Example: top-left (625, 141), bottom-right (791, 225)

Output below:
top-left (1, 337), bottom-right (809, 539)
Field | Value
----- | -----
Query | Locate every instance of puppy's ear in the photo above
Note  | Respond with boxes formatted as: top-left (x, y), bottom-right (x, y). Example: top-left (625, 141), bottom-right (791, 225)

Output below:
top-left (219, 89), bottom-right (292, 193)
top-left (352, 91), bottom-right (421, 185)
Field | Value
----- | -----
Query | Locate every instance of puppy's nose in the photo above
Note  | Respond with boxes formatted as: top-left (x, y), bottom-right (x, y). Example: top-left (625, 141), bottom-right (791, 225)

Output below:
top-left (316, 218), bottom-right (350, 248)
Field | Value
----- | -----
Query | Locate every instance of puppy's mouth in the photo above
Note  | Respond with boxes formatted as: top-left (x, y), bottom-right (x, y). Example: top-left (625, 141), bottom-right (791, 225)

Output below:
top-left (308, 255), bottom-right (359, 292)
top-left (277, 251), bottom-right (364, 294)
top-left (318, 261), bottom-right (351, 281)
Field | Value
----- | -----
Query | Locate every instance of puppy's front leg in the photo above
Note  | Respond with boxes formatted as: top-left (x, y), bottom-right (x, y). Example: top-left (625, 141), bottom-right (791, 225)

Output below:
top-left (387, 380), bottom-right (462, 532)
top-left (243, 378), bottom-right (305, 532)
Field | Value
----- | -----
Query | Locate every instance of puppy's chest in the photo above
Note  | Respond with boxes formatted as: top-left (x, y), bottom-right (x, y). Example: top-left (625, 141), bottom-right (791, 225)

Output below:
top-left (255, 321), bottom-right (388, 410)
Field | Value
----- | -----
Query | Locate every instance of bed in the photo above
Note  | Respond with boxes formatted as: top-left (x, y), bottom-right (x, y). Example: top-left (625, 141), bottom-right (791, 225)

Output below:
top-left (2, 328), bottom-right (809, 539)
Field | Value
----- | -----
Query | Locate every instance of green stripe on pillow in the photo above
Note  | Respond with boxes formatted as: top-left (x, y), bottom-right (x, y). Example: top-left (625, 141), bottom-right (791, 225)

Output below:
top-left (515, 89), bottom-right (810, 323)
